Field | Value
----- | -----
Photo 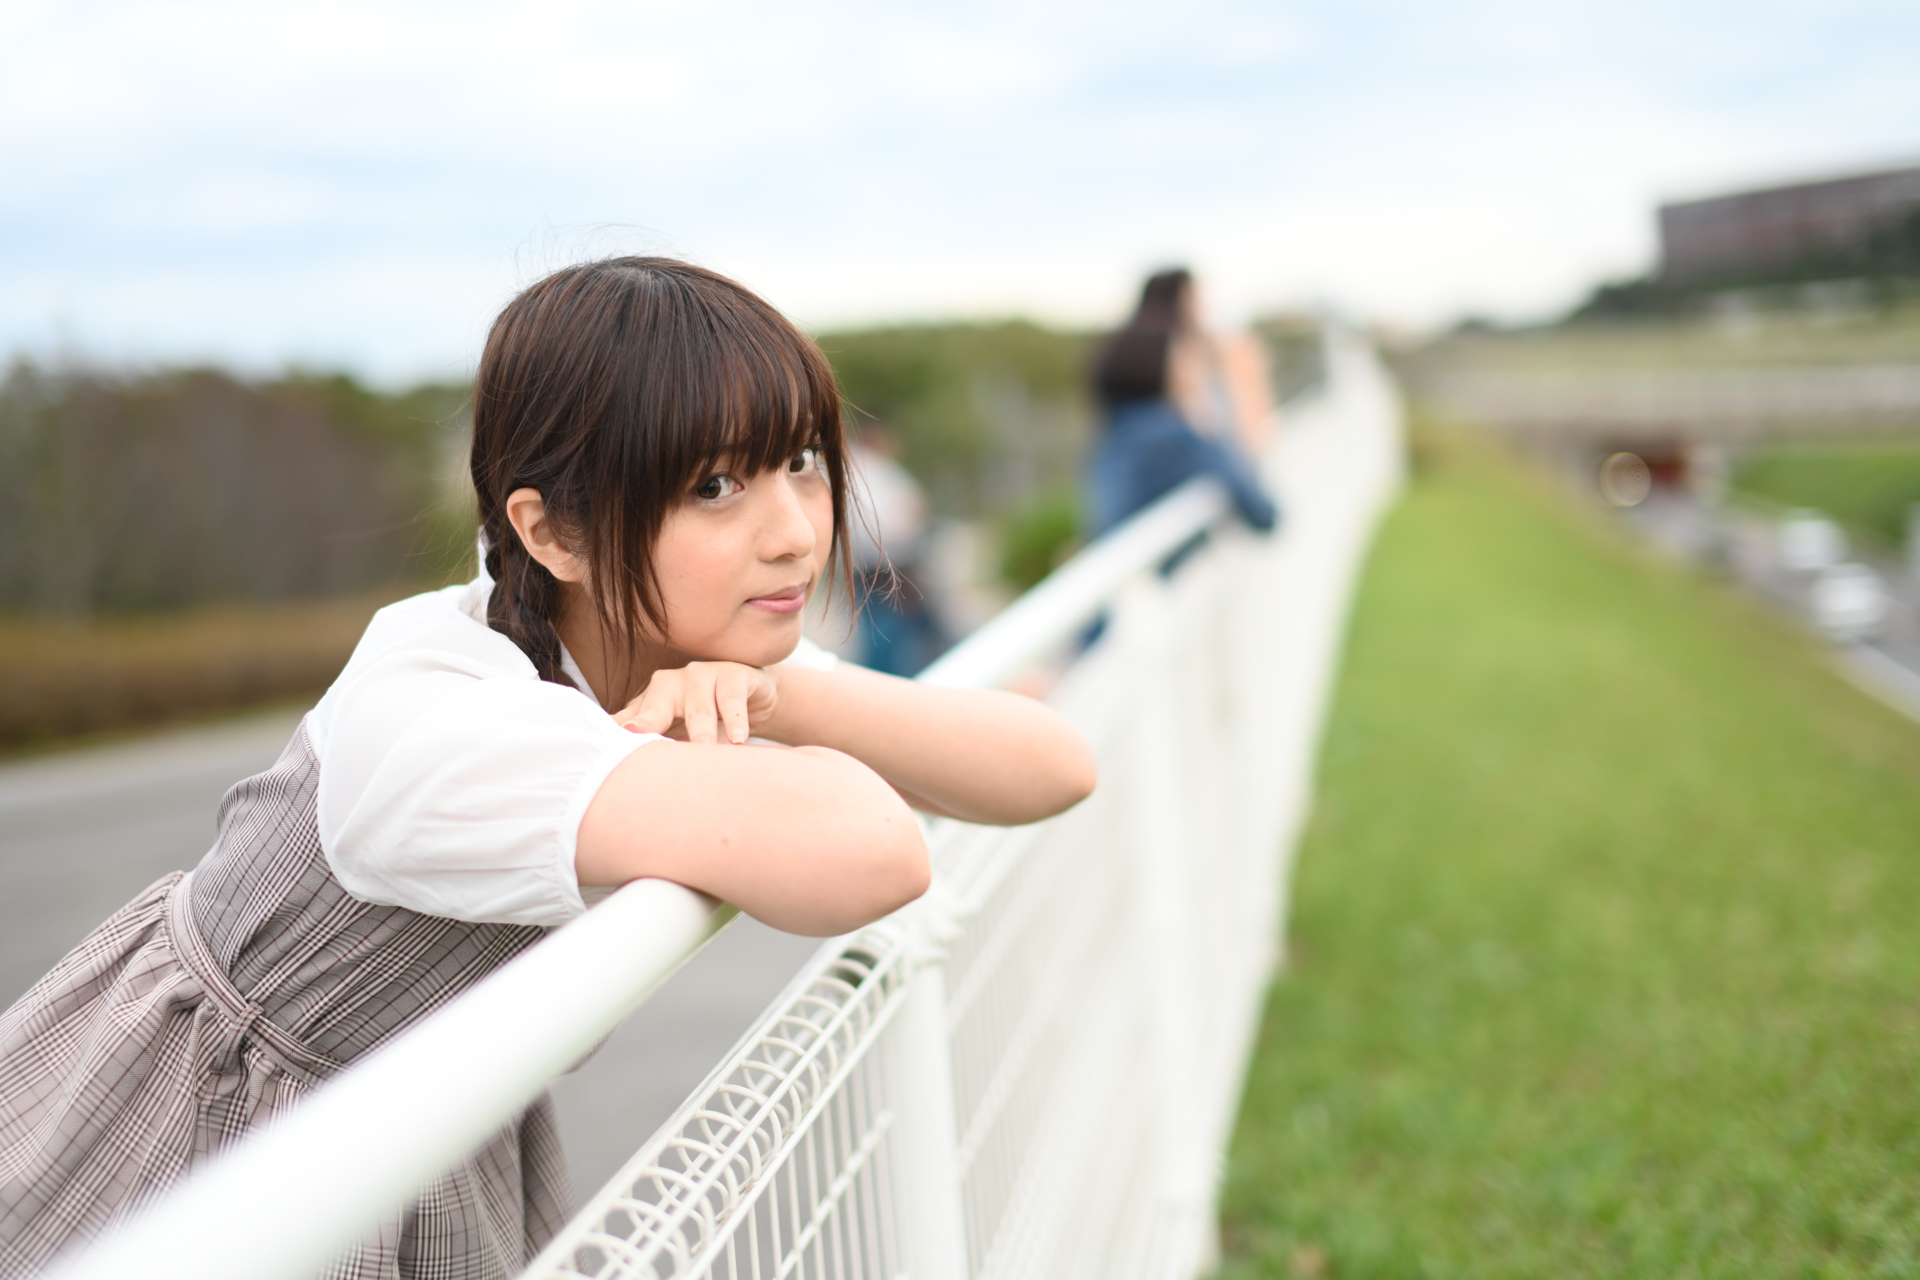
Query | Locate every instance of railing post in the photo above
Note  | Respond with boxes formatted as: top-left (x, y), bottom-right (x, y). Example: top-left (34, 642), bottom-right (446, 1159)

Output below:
top-left (1119, 579), bottom-right (1220, 1276)
top-left (884, 894), bottom-right (972, 1280)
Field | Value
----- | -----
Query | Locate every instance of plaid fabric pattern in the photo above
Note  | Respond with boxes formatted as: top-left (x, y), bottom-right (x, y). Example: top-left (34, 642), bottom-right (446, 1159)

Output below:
top-left (0, 721), bottom-right (572, 1279)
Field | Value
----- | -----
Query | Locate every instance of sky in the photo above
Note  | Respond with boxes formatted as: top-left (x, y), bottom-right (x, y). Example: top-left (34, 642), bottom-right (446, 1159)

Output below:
top-left (3, 0), bottom-right (1918, 384)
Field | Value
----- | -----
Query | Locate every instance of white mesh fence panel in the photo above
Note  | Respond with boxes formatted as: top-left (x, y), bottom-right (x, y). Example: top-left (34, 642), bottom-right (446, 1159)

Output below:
top-left (526, 924), bottom-right (918, 1280)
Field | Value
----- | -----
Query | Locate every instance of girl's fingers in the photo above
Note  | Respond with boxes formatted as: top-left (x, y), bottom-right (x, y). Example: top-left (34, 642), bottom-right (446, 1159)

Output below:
top-left (614, 663), bottom-right (765, 744)
top-left (718, 669), bottom-right (751, 745)
top-left (622, 679), bottom-right (681, 735)
top-left (682, 669), bottom-right (721, 745)
top-left (746, 668), bottom-right (779, 728)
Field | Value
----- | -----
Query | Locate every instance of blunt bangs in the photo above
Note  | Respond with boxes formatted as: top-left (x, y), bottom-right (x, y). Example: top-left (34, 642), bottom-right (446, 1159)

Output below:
top-left (627, 269), bottom-right (843, 489)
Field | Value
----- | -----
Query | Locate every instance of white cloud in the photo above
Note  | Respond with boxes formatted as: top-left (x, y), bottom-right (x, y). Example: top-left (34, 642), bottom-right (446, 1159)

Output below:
top-left (1, 0), bottom-right (1916, 378)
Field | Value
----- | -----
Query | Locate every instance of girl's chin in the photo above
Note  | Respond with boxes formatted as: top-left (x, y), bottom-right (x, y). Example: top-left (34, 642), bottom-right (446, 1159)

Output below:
top-left (692, 617), bottom-right (805, 668)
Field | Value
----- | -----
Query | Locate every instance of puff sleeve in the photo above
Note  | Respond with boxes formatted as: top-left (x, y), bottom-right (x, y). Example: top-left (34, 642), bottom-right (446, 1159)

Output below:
top-left (312, 606), bottom-right (662, 927)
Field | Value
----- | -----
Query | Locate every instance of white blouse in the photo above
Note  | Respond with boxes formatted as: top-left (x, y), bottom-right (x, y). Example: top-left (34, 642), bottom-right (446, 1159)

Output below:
top-left (307, 574), bottom-right (835, 929)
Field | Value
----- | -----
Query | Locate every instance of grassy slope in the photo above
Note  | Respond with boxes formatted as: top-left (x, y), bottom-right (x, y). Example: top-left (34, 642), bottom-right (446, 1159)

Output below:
top-left (1217, 433), bottom-right (1920, 1278)
top-left (1732, 446), bottom-right (1920, 548)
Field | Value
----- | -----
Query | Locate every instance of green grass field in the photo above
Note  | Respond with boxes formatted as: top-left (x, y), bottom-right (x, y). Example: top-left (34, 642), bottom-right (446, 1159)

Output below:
top-left (1732, 445), bottom-right (1920, 549)
top-left (1216, 432), bottom-right (1920, 1278)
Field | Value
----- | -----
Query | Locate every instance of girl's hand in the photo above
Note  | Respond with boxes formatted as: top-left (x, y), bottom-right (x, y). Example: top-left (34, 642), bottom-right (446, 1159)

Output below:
top-left (614, 661), bottom-right (779, 745)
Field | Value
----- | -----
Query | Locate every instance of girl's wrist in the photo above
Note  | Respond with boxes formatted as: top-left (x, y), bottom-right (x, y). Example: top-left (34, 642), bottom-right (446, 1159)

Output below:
top-left (755, 661), bottom-right (824, 745)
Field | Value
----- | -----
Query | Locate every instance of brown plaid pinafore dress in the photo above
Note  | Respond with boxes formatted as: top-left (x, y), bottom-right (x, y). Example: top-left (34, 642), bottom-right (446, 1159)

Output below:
top-left (0, 720), bottom-right (572, 1279)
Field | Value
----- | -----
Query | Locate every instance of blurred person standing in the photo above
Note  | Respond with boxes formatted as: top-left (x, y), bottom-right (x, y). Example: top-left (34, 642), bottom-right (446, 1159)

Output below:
top-left (1087, 268), bottom-right (1278, 539)
top-left (849, 426), bottom-right (947, 676)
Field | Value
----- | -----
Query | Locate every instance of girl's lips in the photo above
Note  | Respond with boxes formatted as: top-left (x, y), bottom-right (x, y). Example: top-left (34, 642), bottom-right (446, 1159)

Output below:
top-left (746, 585), bottom-right (807, 615)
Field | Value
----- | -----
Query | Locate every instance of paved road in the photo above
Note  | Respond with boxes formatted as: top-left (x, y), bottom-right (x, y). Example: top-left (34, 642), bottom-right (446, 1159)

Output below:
top-left (1626, 491), bottom-right (1920, 725)
top-left (0, 711), bottom-right (818, 1200)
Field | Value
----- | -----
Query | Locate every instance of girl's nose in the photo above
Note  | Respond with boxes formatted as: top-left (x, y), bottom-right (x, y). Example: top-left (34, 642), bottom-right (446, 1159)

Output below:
top-left (760, 470), bottom-right (819, 560)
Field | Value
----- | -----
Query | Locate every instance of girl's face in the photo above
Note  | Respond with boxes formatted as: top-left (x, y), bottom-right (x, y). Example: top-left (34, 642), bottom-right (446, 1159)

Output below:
top-left (649, 445), bottom-right (835, 667)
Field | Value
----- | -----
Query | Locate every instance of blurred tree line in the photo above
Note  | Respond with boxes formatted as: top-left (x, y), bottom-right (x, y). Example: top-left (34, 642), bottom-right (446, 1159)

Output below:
top-left (818, 320), bottom-right (1097, 517)
top-left (1, 316), bottom-right (1319, 617)
top-left (0, 361), bottom-right (473, 614)
top-left (818, 321), bottom-right (1100, 592)
top-left (0, 320), bottom-right (1326, 743)
top-left (0, 324), bottom-right (1099, 617)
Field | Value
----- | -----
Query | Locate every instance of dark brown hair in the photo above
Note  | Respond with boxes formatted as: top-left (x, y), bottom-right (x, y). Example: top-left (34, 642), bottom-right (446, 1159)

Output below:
top-left (471, 257), bottom-right (849, 694)
top-left (1092, 267), bottom-right (1194, 407)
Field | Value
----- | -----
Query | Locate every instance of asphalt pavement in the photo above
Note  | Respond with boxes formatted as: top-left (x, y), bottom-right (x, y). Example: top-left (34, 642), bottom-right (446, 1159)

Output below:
top-left (0, 710), bottom-right (818, 1200)
top-left (1626, 490), bottom-right (1920, 725)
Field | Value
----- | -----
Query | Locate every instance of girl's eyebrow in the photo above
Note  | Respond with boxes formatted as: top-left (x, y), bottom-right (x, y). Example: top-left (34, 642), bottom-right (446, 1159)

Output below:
top-left (694, 448), bottom-right (746, 475)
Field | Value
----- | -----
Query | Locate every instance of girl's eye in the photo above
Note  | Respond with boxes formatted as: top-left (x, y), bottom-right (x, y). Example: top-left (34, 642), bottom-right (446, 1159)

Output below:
top-left (787, 447), bottom-right (822, 475)
top-left (694, 473), bottom-right (743, 501)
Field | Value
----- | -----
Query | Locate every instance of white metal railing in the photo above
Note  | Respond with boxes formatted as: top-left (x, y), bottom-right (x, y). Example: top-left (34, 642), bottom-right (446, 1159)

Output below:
top-left (45, 329), bottom-right (1403, 1280)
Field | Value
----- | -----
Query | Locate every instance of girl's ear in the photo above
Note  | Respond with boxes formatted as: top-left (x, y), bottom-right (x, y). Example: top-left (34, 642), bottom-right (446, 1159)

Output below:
top-left (505, 487), bottom-right (586, 583)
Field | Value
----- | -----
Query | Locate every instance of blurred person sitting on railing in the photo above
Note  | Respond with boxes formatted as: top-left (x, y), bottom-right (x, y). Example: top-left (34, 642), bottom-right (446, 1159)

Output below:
top-left (847, 424), bottom-right (948, 677)
top-left (1087, 267), bottom-right (1279, 540)
top-left (0, 258), bottom-right (1097, 1280)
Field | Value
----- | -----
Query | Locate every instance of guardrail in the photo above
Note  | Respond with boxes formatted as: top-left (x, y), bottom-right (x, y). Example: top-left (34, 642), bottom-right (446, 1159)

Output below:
top-left (46, 329), bottom-right (1402, 1280)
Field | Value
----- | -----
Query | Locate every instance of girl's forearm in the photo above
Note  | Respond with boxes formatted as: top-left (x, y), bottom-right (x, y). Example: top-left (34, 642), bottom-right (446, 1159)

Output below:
top-left (762, 664), bottom-right (1097, 825)
top-left (577, 741), bottom-right (930, 936)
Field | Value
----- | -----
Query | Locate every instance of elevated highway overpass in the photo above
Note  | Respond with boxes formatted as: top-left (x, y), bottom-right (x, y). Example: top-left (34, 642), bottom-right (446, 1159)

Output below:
top-left (1418, 362), bottom-right (1920, 445)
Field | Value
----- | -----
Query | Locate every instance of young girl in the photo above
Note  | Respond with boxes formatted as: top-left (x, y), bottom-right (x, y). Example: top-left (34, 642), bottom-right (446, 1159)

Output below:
top-left (0, 258), bottom-right (1097, 1280)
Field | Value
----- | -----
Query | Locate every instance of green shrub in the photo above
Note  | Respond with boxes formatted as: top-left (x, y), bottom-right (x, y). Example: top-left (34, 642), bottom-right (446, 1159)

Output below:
top-left (819, 322), bottom-right (1094, 517)
top-left (997, 486), bottom-right (1081, 591)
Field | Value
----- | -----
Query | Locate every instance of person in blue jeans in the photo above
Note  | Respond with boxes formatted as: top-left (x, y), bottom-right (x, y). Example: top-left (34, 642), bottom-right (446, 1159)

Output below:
top-left (1086, 268), bottom-right (1278, 541)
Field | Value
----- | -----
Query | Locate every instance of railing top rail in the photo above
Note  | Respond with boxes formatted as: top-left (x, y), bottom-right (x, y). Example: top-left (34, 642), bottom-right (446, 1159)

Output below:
top-left (42, 444), bottom-right (1263, 1280)
top-left (43, 884), bottom-right (735, 1280)
top-left (917, 479), bottom-right (1229, 690)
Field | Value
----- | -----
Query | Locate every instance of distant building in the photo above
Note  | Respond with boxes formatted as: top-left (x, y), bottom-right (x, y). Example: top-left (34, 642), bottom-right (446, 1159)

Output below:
top-left (1658, 164), bottom-right (1920, 286)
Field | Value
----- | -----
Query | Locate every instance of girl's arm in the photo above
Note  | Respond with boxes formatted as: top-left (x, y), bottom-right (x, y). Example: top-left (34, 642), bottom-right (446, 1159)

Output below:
top-left (1217, 329), bottom-right (1277, 454)
top-left (613, 659), bottom-right (1099, 825)
top-left (576, 741), bottom-right (929, 936)
top-left (757, 663), bottom-right (1098, 825)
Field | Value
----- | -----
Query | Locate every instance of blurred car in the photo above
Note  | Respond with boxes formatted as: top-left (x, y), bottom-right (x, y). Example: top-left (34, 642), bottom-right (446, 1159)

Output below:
top-left (1811, 563), bottom-right (1888, 640)
top-left (1777, 510), bottom-right (1846, 572)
